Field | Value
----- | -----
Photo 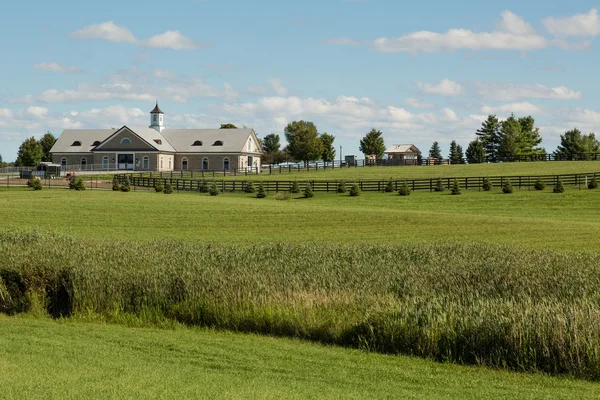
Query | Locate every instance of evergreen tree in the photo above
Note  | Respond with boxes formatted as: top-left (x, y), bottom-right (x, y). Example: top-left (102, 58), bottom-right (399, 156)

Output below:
top-left (456, 144), bottom-right (465, 164)
top-left (208, 182), bottom-right (219, 196)
top-left (359, 129), bottom-right (386, 159)
top-left (498, 114), bottom-right (521, 159)
top-left (291, 180), bottom-right (300, 193)
top-left (112, 177), bottom-right (121, 191)
top-left (303, 184), bottom-right (314, 198)
top-left (244, 181), bottom-right (256, 193)
top-left (154, 182), bottom-right (164, 193)
top-left (553, 178), bottom-right (565, 193)
top-left (534, 178), bottom-right (546, 191)
top-left (319, 133), bottom-right (336, 162)
top-left (482, 178), bottom-right (492, 191)
top-left (466, 139), bottom-right (486, 164)
top-left (429, 141), bottom-right (442, 160)
top-left (337, 180), bottom-right (347, 194)
top-left (256, 183), bottom-right (267, 198)
top-left (120, 176), bottom-right (131, 192)
top-left (29, 176), bottom-right (43, 191)
top-left (448, 140), bottom-right (462, 164)
top-left (385, 178), bottom-right (394, 193)
top-left (502, 179), bottom-right (514, 194)
top-left (450, 180), bottom-right (461, 195)
top-left (517, 116), bottom-right (544, 156)
top-left (554, 129), bottom-right (600, 160)
top-left (164, 183), bottom-right (173, 194)
top-left (398, 181), bottom-right (411, 196)
top-left (434, 178), bottom-right (445, 192)
top-left (476, 115), bottom-right (501, 161)
top-left (349, 183), bottom-right (361, 197)
top-left (219, 123), bottom-right (238, 129)
top-left (16, 136), bottom-right (43, 167)
top-left (588, 177), bottom-right (598, 189)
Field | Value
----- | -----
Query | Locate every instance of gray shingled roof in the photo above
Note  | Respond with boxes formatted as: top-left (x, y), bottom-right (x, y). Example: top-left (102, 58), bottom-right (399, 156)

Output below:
top-left (162, 129), bottom-right (258, 153)
top-left (385, 144), bottom-right (421, 153)
top-left (120, 127), bottom-right (176, 152)
top-left (50, 129), bottom-right (115, 153)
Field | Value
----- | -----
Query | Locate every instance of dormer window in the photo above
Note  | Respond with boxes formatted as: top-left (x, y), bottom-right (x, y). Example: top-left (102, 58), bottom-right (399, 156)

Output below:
top-left (154, 139), bottom-right (162, 145)
top-left (92, 141), bottom-right (101, 146)
top-left (192, 140), bottom-right (203, 146)
top-left (71, 141), bottom-right (82, 146)
top-left (212, 140), bottom-right (224, 146)
top-left (120, 138), bottom-right (132, 145)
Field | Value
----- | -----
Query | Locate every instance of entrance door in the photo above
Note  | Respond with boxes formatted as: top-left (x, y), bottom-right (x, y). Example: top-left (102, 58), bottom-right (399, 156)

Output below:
top-left (247, 156), bottom-right (253, 172)
top-left (118, 154), bottom-right (134, 170)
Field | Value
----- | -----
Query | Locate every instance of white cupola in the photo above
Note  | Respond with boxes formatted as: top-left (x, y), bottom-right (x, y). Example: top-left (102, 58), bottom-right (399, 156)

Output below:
top-left (149, 102), bottom-right (165, 132)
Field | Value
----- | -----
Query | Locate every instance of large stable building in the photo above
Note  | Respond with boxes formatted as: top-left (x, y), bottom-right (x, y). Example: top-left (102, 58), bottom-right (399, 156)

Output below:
top-left (50, 103), bottom-right (262, 172)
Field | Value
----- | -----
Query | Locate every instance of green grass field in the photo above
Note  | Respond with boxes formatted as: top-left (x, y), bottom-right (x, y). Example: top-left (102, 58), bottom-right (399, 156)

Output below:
top-left (152, 161), bottom-right (600, 181)
top-left (1, 315), bottom-right (598, 400)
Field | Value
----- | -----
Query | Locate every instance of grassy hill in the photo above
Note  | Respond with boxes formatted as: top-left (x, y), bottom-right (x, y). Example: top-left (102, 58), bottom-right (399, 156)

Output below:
top-left (1, 316), bottom-right (598, 400)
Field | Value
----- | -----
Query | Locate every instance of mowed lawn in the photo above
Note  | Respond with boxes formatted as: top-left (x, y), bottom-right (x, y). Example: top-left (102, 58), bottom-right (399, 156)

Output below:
top-left (165, 161), bottom-right (600, 181)
top-left (1, 187), bottom-right (599, 250)
top-left (1, 316), bottom-right (598, 400)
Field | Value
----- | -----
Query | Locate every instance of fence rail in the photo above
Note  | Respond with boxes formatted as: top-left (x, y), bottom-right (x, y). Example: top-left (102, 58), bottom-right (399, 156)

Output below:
top-left (120, 171), bottom-right (600, 193)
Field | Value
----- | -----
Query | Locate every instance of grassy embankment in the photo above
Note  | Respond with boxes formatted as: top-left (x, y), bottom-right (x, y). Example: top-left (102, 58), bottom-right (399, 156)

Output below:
top-left (1, 315), bottom-right (598, 399)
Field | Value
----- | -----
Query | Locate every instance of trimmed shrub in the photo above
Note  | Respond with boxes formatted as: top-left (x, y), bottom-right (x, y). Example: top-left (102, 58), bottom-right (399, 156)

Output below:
top-left (69, 176), bottom-right (86, 191)
top-left (208, 182), bottom-right (219, 196)
top-left (303, 184), bottom-right (314, 198)
top-left (502, 179), bottom-right (514, 194)
top-left (291, 180), bottom-right (301, 194)
top-left (533, 178), bottom-right (546, 191)
top-left (384, 178), bottom-right (394, 193)
top-left (398, 182), bottom-right (410, 196)
top-left (154, 182), bottom-right (164, 193)
top-left (120, 176), bottom-right (131, 192)
top-left (337, 180), bottom-right (347, 194)
top-left (112, 177), bottom-right (121, 191)
top-left (244, 181), bottom-right (256, 194)
top-left (553, 178), bottom-right (565, 193)
top-left (482, 178), bottom-right (492, 191)
top-left (434, 178), bottom-right (445, 192)
top-left (275, 192), bottom-right (291, 201)
top-left (163, 183), bottom-right (173, 194)
top-left (349, 183), bottom-right (361, 197)
top-left (28, 176), bottom-right (42, 191)
top-left (256, 183), bottom-right (267, 198)
top-left (451, 180), bottom-right (461, 195)
top-left (198, 180), bottom-right (208, 193)
top-left (588, 177), bottom-right (598, 189)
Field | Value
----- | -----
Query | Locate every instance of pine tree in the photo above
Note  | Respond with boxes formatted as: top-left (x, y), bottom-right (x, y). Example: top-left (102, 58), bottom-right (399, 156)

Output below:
top-left (429, 142), bottom-right (442, 160)
top-left (398, 181), bottom-right (410, 196)
top-left (518, 116), bottom-right (544, 156)
top-left (291, 180), bottom-right (300, 193)
top-left (553, 178), bottom-right (565, 193)
top-left (112, 177), bottom-right (121, 191)
top-left (451, 180), bottom-right (461, 195)
top-left (337, 180), bottom-right (347, 193)
top-left (303, 184), bottom-right (314, 198)
top-left (448, 140), bottom-right (462, 164)
top-left (466, 139), bottom-right (486, 164)
top-left (384, 178), bottom-right (394, 193)
top-left (256, 183), bottom-right (267, 198)
top-left (534, 178), bottom-right (546, 191)
top-left (154, 182), bottom-right (164, 193)
top-left (349, 183), bottom-right (361, 197)
top-left (456, 144), bottom-right (465, 164)
top-left (164, 183), bottom-right (173, 194)
top-left (209, 182), bottom-right (219, 196)
top-left (476, 115), bottom-right (501, 162)
top-left (482, 178), bottom-right (492, 191)
top-left (435, 178), bottom-right (445, 192)
top-left (588, 177), bottom-right (598, 189)
top-left (498, 114), bottom-right (521, 159)
top-left (502, 179), bottom-right (514, 194)
top-left (120, 176), bottom-right (131, 192)
top-left (244, 181), bottom-right (256, 193)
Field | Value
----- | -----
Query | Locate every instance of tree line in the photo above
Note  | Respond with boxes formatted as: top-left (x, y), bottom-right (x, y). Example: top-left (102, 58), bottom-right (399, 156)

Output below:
top-left (11, 132), bottom-right (57, 167)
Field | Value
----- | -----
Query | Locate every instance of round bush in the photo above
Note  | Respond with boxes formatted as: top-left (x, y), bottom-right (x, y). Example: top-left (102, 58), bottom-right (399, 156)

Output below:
top-left (553, 178), bottom-right (565, 193)
top-left (482, 178), bottom-right (492, 191)
top-left (69, 176), bottom-right (86, 191)
top-left (337, 181), bottom-right (347, 194)
top-left (398, 182), bottom-right (411, 196)
top-left (533, 178), bottom-right (546, 191)
top-left (502, 180), bottom-right (514, 194)
top-left (120, 176), bottom-right (131, 192)
top-left (112, 178), bottom-right (121, 191)
top-left (303, 184), bottom-right (314, 198)
top-left (349, 183), bottom-right (361, 197)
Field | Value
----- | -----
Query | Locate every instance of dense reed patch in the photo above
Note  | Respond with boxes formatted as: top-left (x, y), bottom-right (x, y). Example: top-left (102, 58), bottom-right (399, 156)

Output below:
top-left (1, 230), bottom-right (599, 379)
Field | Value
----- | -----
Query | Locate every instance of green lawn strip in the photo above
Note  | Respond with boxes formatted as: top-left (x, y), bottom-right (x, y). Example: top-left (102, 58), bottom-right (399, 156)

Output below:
top-left (1, 189), bottom-right (599, 250)
top-left (0, 315), bottom-right (597, 400)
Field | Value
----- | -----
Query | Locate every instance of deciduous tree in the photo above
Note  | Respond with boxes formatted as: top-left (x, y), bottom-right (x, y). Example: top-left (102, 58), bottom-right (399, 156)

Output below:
top-left (319, 133), bottom-right (336, 162)
top-left (16, 137), bottom-right (43, 167)
top-left (359, 129), bottom-right (385, 159)
top-left (39, 131), bottom-right (57, 162)
top-left (554, 128), bottom-right (600, 160)
top-left (284, 121), bottom-right (323, 166)
top-left (220, 123), bottom-right (238, 129)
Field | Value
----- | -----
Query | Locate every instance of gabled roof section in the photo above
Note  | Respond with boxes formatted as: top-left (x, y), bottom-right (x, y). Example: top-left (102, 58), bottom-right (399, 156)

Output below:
top-left (93, 126), bottom-right (175, 152)
top-left (50, 129), bottom-right (116, 153)
top-left (385, 144), bottom-right (421, 154)
top-left (161, 128), bottom-right (261, 153)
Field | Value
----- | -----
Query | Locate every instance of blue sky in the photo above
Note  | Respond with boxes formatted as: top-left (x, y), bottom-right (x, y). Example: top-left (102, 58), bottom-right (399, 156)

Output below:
top-left (1, 0), bottom-right (600, 161)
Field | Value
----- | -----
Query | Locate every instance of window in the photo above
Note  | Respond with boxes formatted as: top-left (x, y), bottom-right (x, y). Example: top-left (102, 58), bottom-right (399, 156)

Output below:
top-left (223, 157), bottom-right (230, 171)
top-left (153, 115), bottom-right (158, 122)
top-left (120, 138), bottom-right (132, 145)
top-left (102, 156), bottom-right (109, 169)
top-left (202, 158), bottom-right (209, 170)
top-left (154, 139), bottom-right (162, 145)
top-left (212, 140), bottom-right (223, 146)
top-left (248, 138), bottom-right (252, 152)
top-left (61, 158), bottom-right (67, 168)
top-left (192, 140), bottom-right (203, 146)
top-left (143, 156), bottom-right (149, 169)
top-left (182, 158), bottom-right (188, 170)
top-left (169, 158), bottom-right (172, 169)
top-left (71, 141), bottom-right (82, 146)
top-left (160, 158), bottom-right (164, 169)
top-left (93, 141), bottom-right (101, 146)
top-left (80, 157), bottom-right (87, 167)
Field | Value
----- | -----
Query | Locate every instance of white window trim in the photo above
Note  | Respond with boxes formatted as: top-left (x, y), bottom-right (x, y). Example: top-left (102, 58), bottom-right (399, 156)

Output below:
top-left (202, 157), bottom-right (209, 170)
top-left (61, 158), bottom-right (67, 168)
top-left (223, 157), bottom-right (230, 170)
top-left (80, 157), bottom-right (87, 166)
top-left (120, 138), bottom-right (132, 145)
top-left (143, 156), bottom-right (149, 169)
top-left (102, 156), bottom-right (109, 169)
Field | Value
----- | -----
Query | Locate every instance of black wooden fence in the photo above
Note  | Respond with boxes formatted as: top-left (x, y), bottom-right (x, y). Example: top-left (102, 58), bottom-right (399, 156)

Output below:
top-left (119, 171), bottom-right (600, 193)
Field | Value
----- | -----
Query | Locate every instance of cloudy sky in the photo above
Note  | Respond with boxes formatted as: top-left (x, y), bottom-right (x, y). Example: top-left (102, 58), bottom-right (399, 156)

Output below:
top-left (1, 0), bottom-right (600, 161)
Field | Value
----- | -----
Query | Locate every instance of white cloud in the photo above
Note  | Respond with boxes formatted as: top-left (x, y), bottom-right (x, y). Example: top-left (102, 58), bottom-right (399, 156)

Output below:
top-left (481, 102), bottom-right (543, 115)
top-left (419, 79), bottom-right (464, 96)
top-left (71, 21), bottom-right (199, 50)
top-left (27, 106), bottom-right (48, 118)
top-left (404, 98), bottom-right (435, 109)
top-left (543, 9), bottom-right (600, 37)
top-left (373, 11), bottom-right (547, 53)
top-left (34, 62), bottom-right (82, 74)
top-left (472, 82), bottom-right (582, 101)
top-left (268, 78), bottom-right (289, 96)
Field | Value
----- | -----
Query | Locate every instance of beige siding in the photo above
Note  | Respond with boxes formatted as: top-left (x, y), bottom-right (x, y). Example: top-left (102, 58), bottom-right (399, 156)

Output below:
top-left (158, 154), bottom-right (175, 171)
top-left (96, 128), bottom-right (156, 151)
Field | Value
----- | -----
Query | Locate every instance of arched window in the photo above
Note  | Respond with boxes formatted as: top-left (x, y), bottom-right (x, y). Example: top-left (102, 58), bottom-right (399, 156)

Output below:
top-left (61, 158), bottom-right (67, 168)
top-left (192, 140), bottom-right (203, 146)
top-left (102, 156), bottom-right (109, 169)
top-left (212, 140), bottom-right (223, 146)
top-left (80, 157), bottom-right (87, 167)
top-left (223, 157), bottom-right (230, 171)
top-left (181, 158), bottom-right (188, 170)
top-left (143, 157), bottom-right (149, 169)
top-left (160, 158), bottom-right (164, 169)
top-left (71, 141), bottom-right (82, 146)
top-left (202, 158), bottom-right (209, 170)
top-left (93, 141), bottom-right (101, 147)
top-left (120, 138), bottom-right (132, 145)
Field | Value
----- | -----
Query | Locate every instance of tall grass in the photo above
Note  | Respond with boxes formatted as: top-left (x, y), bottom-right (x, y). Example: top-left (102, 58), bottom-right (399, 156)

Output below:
top-left (1, 230), bottom-right (599, 379)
